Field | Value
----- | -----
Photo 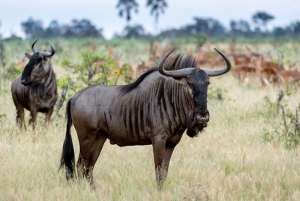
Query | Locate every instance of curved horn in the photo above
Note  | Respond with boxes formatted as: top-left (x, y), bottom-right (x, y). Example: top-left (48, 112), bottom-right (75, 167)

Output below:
top-left (201, 48), bottom-right (231, 77)
top-left (31, 39), bottom-right (38, 53)
top-left (44, 41), bottom-right (55, 57)
top-left (158, 48), bottom-right (193, 78)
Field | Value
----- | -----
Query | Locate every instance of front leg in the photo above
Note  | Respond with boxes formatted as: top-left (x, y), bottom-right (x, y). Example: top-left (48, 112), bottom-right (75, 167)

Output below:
top-left (16, 106), bottom-right (26, 129)
top-left (152, 134), bottom-right (169, 191)
top-left (45, 107), bottom-right (54, 126)
top-left (29, 107), bottom-right (37, 129)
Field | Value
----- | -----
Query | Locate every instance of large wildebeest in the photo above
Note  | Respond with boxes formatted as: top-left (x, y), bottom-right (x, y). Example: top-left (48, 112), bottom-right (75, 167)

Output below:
top-left (60, 48), bottom-right (231, 190)
top-left (11, 40), bottom-right (57, 129)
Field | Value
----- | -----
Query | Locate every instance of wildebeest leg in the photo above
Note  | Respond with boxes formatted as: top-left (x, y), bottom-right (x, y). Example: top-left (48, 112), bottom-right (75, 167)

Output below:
top-left (45, 107), bottom-right (54, 125)
top-left (86, 133), bottom-right (107, 187)
top-left (152, 136), bottom-right (168, 191)
top-left (16, 105), bottom-right (26, 129)
top-left (29, 108), bottom-right (37, 129)
top-left (76, 154), bottom-right (84, 178)
top-left (76, 129), bottom-right (98, 180)
top-left (162, 146), bottom-right (175, 179)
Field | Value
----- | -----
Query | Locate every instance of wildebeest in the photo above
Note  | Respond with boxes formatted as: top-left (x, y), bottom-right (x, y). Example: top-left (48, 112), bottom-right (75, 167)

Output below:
top-left (11, 40), bottom-right (57, 129)
top-left (60, 48), bottom-right (231, 190)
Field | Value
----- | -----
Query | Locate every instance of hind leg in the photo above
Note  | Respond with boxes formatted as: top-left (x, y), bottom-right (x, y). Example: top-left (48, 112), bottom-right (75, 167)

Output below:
top-left (76, 154), bottom-right (85, 179)
top-left (86, 133), bottom-right (107, 186)
top-left (75, 129), bottom-right (99, 179)
top-left (76, 138), bottom-right (96, 179)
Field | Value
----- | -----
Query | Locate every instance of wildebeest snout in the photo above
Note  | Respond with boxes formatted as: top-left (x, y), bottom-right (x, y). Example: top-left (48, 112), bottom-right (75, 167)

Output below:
top-left (196, 111), bottom-right (210, 124)
top-left (21, 78), bottom-right (31, 85)
top-left (21, 78), bottom-right (30, 85)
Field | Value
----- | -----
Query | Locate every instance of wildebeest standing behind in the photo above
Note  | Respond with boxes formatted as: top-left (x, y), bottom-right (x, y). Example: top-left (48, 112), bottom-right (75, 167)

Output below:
top-left (11, 40), bottom-right (57, 129)
top-left (60, 48), bottom-right (231, 190)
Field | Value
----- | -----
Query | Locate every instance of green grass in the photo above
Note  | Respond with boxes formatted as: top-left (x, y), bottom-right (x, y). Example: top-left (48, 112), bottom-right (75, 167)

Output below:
top-left (1, 39), bottom-right (300, 200)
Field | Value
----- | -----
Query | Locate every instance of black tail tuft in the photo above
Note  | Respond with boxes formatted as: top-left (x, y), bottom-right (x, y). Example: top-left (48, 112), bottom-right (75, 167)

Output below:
top-left (59, 99), bottom-right (75, 179)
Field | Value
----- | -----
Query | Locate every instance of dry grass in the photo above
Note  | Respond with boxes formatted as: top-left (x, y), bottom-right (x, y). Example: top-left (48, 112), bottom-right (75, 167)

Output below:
top-left (1, 41), bottom-right (300, 200)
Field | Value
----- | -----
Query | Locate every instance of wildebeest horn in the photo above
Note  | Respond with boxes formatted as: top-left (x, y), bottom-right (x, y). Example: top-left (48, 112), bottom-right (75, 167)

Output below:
top-left (31, 39), bottom-right (38, 53)
top-left (44, 41), bottom-right (55, 57)
top-left (158, 48), bottom-right (193, 78)
top-left (201, 48), bottom-right (231, 77)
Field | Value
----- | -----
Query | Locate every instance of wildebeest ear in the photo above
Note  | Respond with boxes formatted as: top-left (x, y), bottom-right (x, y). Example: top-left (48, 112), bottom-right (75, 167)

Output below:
top-left (25, 53), bottom-right (32, 59)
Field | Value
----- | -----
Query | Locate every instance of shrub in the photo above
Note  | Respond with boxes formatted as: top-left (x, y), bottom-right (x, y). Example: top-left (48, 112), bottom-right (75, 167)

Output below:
top-left (262, 90), bottom-right (300, 149)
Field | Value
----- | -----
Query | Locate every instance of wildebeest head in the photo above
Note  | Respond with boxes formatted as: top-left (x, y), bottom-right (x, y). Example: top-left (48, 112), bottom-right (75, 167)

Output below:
top-left (21, 40), bottom-right (55, 85)
top-left (158, 48), bottom-right (231, 137)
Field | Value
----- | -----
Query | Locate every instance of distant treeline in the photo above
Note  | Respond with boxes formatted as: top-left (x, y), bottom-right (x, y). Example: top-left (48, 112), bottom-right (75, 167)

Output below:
top-left (19, 18), bottom-right (104, 39)
top-left (2, 11), bottom-right (300, 40)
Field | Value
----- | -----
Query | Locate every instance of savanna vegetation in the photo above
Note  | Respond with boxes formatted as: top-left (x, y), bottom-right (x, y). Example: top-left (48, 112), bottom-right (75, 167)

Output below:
top-left (1, 37), bottom-right (300, 200)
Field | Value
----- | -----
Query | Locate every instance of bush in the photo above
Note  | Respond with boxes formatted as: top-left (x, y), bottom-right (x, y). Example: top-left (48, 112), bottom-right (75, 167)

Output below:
top-left (262, 90), bottom-right (300, 149)
top-left (263, 106), bottom-right (300, 149)
top-left (56, 48), bottom-right (134, 116)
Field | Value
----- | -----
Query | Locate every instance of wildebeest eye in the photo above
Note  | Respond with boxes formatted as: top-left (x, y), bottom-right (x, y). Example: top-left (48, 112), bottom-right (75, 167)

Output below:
top-left (36, 57), bottom-right (42, 62)
top-left (37, 56), bottom-right (47, 63)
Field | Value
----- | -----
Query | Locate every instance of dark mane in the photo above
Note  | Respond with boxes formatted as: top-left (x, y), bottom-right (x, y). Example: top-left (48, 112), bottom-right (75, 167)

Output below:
top-left (119, 67), bottom-right (158, 94)
top-left (119, 54), bottom-right (197, 94)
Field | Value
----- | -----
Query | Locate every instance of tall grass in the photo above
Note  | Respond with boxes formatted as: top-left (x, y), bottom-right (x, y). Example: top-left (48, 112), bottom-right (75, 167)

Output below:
top-left (1, 39), bottom-right (300, 200)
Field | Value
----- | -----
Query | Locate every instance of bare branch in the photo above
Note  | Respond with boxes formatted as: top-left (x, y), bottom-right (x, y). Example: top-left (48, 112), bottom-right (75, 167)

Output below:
top-left (296, 108), bottom-right (300, 129)
top-left (56, 83), bottom-right (73, 117)
top-left (277, 90), bottom-right (284, 111)
top-left (280, 104), bottom-right (288, 132)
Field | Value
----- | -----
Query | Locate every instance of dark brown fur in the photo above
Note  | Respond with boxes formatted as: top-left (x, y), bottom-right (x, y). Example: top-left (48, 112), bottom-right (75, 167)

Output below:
top-left (11, 41), bottom-right (57, 129)
top-left (60, 51), bottom-right (229, 190)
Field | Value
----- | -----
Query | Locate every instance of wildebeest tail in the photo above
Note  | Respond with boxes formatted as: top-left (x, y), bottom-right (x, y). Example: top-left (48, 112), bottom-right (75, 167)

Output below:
top-left (59, 99), bottom-right (75, 179)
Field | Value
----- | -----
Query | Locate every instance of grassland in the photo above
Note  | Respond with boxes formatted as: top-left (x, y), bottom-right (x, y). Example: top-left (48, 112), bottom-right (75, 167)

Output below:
top-left (1, 38), bottom-right (300, 200)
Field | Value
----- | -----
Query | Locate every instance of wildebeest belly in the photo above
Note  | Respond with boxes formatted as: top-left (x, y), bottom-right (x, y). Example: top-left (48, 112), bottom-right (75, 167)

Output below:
top-left (35, 96), bottom-right (57, 111)
top-left (38, 107), bottom-right (49, 113)
top-left (106, 129), bottom-right (152, 147)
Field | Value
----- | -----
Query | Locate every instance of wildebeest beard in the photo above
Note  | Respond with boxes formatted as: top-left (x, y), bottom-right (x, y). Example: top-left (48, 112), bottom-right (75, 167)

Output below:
top-left (186, 112), bottom-right (206, 138)
top-left (30, 83), bottom-right (46, 99)
top-left (21, 59), bottom-right (36, 85)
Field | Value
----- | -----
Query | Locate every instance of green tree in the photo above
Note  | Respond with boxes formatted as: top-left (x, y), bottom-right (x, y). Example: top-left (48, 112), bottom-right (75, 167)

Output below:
top-left (184, 17), bottom-right (225, 38)
top-left (230, 20), bottom-right (252, 37)
top-left (291, 21), bottom-right (300, 36)
top-left (252, 11), bottom-right (275, 33)
top-left (63, 19), bottom-right (103, 38)
top-left (21, 18), bottom-right (44, 39)
top-left (273, 27), bottom-right (287, 37)
top-left (122, 24), bottom-right (145, 38)
top-left (0, 21), bottom-right (6, 91)
top-left (44, 20), bottom-right (63, 38)
top-left (146, 0), bottom-right (168, 34)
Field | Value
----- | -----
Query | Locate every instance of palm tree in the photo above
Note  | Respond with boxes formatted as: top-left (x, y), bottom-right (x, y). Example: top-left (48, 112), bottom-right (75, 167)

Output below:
top-left (116, 0), bottom-right (139, 23)
top-left (146, 0), bottom-right (168, 35)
